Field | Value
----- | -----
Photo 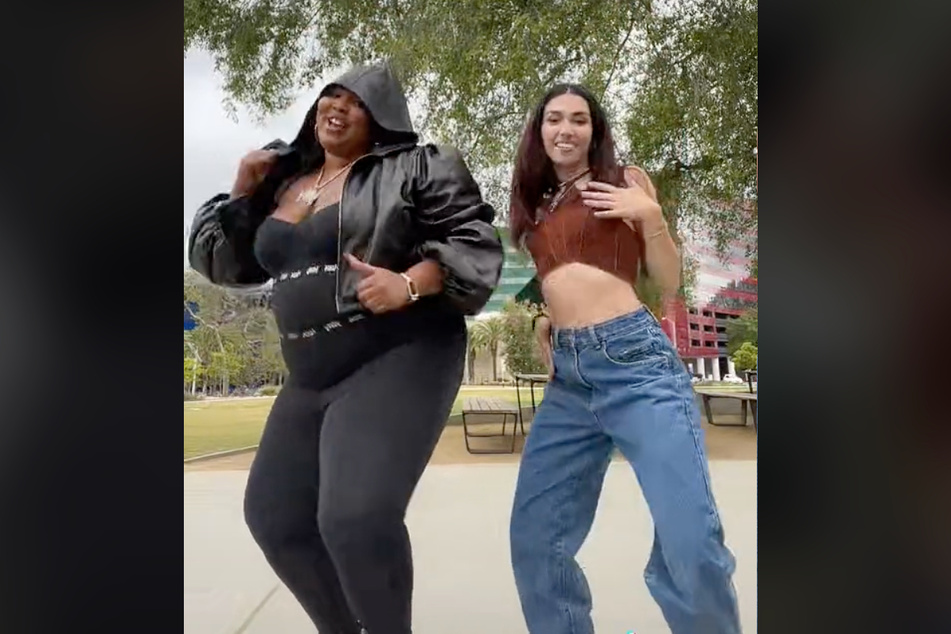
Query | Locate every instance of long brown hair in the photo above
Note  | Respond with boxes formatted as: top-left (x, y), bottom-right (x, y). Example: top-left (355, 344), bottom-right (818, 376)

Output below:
top-left (509, 83), bottom-right (624, 247)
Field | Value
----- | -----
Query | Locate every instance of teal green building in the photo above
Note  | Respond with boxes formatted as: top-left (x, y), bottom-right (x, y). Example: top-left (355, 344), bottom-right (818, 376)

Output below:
top-left (480, 227), bottom-right (540, 315)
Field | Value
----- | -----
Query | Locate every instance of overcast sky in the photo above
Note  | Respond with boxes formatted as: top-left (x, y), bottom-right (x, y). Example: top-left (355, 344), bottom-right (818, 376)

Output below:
top-left (183, 50), bottom-right (324, 265)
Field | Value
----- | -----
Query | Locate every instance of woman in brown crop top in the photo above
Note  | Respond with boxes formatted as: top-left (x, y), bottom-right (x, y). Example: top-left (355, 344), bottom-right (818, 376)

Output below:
top-left (507, 84), bottom-right (742, 634)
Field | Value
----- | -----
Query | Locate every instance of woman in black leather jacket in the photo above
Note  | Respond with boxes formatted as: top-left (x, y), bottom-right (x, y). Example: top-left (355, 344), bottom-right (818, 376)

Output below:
top-left (188, 62), bottom-right (503, 634)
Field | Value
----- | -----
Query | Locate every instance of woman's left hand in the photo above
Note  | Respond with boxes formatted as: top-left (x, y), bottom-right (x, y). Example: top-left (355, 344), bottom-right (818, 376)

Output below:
top-left (578, 179), bottom-right (663, 224)
top-left (344, 254), bottom-right (411, 314)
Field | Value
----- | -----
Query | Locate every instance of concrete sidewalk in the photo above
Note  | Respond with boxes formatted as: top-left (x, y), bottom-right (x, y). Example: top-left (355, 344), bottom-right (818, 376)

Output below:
top-left (185, 461), bottom-right (757, 633)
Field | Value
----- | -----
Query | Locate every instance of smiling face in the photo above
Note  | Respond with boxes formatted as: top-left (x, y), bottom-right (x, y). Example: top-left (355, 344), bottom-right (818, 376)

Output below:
top-left (315, 85), bottom-right (373, 158)
top-left (540, 93), bottom-right (593, 176)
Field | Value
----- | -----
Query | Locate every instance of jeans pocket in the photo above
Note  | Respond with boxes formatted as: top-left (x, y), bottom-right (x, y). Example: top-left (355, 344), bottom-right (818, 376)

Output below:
top-left (600, 329), bottom-right (667, 368)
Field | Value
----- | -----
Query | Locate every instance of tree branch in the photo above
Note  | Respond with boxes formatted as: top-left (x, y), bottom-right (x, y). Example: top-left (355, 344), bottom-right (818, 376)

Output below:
top-left (468, 108), bottom-right (525, 156)
top-left (184, 298), bottom-right (226, 353)
top-left (602, 6), bottom-right (642, 97)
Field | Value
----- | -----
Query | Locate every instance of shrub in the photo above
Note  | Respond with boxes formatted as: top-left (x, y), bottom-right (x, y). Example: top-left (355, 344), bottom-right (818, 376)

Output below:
top-left (500, 300), bottom-right (547, 376)
top-left (731, 342), bottom-right (758, 373)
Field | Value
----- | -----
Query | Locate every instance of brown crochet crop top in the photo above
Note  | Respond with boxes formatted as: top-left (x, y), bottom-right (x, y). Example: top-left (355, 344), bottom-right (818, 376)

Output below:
top-left (523, 167), bottom-right (655, 286)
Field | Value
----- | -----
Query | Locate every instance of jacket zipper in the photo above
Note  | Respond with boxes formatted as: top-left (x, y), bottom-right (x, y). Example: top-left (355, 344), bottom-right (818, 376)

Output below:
top-left (334, 142), bottom-right (418, 313)
top-left (335, 159), bottom-right (354, 313)
top-left (336, 152), bottom-right (376, 313)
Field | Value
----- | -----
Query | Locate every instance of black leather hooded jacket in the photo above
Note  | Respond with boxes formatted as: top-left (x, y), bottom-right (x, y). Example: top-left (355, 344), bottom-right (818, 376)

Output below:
top-left (187, 63), bottom-right (503, 316)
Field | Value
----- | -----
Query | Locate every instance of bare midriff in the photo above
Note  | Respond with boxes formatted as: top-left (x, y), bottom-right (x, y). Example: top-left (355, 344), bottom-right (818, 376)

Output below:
top-left (541, 263), bottom-right (644, 328)
top-left (524, 182), bottom-right (647, 329)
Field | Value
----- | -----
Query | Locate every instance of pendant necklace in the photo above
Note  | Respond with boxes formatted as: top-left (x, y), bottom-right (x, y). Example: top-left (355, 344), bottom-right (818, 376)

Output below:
top-left (297, 159), bottom-right (357, 208)
top-left (542, 167), bottom-right (591, 218)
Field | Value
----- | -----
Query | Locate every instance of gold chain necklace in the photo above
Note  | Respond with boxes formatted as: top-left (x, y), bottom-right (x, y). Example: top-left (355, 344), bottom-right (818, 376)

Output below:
top-left (296, 159), bottom-right (357, 207)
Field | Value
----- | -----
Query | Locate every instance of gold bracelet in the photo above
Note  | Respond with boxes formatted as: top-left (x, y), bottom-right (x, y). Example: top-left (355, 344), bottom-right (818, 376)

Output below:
top-left (645, 224), bottom-right (669, 240)
top-left (400, 272), bottom-right (420, 302)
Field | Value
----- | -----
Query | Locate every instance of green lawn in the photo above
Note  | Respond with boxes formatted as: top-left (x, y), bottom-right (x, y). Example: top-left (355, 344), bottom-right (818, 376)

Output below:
top-left (184, 386), bottom-right (539, 459)
top-left (693, 383), bottom-right (752, 392)
top-left (184, 381), bottom-right (751, 459)
top-left (184, 398), bottom-right (276, 459)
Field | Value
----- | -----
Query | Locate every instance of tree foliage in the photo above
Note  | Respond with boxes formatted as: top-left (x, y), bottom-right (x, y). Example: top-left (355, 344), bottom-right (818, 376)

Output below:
top-left (464, 320), bottom-right (483, 382)
top-left (499, 300), bottom-right (547, 377)
top-left (184, 271), bottom-right (285, 394)
top-left (731, 341), bottom-right (757, 373)
top-left (184, 357), bottom-right (203, 387)
top-left (627, 0), bottom-right (758, 257)
top-left (725, 306), bottom-right (757, 356)
top-left (469, 314), bottom-right (506, 381)
top-left (185, 0), bottom-right (757, 263)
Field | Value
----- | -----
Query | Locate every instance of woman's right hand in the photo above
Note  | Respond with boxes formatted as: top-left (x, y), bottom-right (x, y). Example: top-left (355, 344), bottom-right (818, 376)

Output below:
top-left (230, 149), bottom-right (279, 199)
top-left (535, 315), bottom-right (554, 379)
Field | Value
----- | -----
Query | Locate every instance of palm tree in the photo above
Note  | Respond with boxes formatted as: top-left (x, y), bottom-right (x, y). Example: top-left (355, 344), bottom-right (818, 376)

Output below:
top-left (469, 316), bottom-right (506, 382)
top-left (464, 320), bottom-right (484, 384)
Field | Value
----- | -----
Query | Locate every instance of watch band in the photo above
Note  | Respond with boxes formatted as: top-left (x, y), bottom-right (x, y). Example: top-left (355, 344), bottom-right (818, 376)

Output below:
top-left (400, 272), bottom-right (420, 302)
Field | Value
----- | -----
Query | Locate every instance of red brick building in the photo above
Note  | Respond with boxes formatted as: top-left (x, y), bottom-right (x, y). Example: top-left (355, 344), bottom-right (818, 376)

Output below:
top-left (661, 229), bottom-right (757, 380)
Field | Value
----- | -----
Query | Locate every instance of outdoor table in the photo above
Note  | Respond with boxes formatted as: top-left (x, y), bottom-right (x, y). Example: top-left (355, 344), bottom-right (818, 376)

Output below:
top-left (513, 373), bottom-right (550, 432)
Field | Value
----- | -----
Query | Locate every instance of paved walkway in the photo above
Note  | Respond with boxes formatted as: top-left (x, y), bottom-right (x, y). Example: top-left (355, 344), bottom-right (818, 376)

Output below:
top-left (186, 415), bottom-right (757, 471)
top-left (185, 461), bottom-right (757, 633)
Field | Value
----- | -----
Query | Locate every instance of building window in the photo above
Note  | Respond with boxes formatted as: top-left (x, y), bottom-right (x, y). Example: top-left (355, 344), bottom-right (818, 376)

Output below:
top-left (691, 339), bottom-right (701, 347)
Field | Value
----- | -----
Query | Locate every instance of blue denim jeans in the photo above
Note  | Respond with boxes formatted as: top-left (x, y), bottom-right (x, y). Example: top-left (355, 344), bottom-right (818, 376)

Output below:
top-left (509, 308), bottom-right (741, 634)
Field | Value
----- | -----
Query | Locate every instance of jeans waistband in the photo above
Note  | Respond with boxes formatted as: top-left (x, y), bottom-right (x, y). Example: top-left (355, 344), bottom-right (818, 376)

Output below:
top-left (552, 307), bottom-right (659, 350)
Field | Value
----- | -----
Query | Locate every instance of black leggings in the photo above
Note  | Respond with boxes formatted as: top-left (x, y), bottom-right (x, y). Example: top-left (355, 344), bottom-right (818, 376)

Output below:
top-left (243, 326), bottom-right (466, 634)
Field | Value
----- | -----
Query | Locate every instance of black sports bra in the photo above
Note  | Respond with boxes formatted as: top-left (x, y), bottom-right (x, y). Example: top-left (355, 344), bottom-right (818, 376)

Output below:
top-left (254, 204), bottom-right (339, 278)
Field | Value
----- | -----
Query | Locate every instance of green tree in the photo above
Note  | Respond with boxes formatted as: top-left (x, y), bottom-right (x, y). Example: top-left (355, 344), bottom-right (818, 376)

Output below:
top-left (626, 0), bottom-right (758, 259)
top-left (185, 0), bottom-right (757, 266)
top-left (731, 341), bottom-right (757, 373)
top-left (499, 300), bottom-right (547, 377)
top-left (184, 357), bottom-right (203, 393)
top-left (208, 346), bottom-right (246, 394)
top-left (469, 315), bottom-right (505, 382)
top-left (184, 270), bottom-right (283, 393)
top-left (725, 307), bottom-right (757, 356)
top-left (232, 304), bottom-right (286, 386)
top-left (258, 312), bottom-right (287, 385)
top-left (465, 320), bottom-right (485, 384)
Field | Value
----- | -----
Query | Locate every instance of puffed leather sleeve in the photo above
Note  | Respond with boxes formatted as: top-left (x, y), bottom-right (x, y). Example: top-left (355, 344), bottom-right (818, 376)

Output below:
top-left (187, 139), bottom-right (295, 287)
top-left (410, 145), bottom-right (504, 315)
top-left (187, 193), bottom-right (271, 287)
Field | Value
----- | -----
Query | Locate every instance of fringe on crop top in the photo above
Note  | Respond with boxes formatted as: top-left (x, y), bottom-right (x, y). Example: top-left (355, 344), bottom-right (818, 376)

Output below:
top-left (523, 166), bottom-right (657, 286)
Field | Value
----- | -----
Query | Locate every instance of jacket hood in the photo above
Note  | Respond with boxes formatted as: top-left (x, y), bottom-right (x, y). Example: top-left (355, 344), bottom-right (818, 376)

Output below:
top-left (291, 62), bottom-right (418, 157)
